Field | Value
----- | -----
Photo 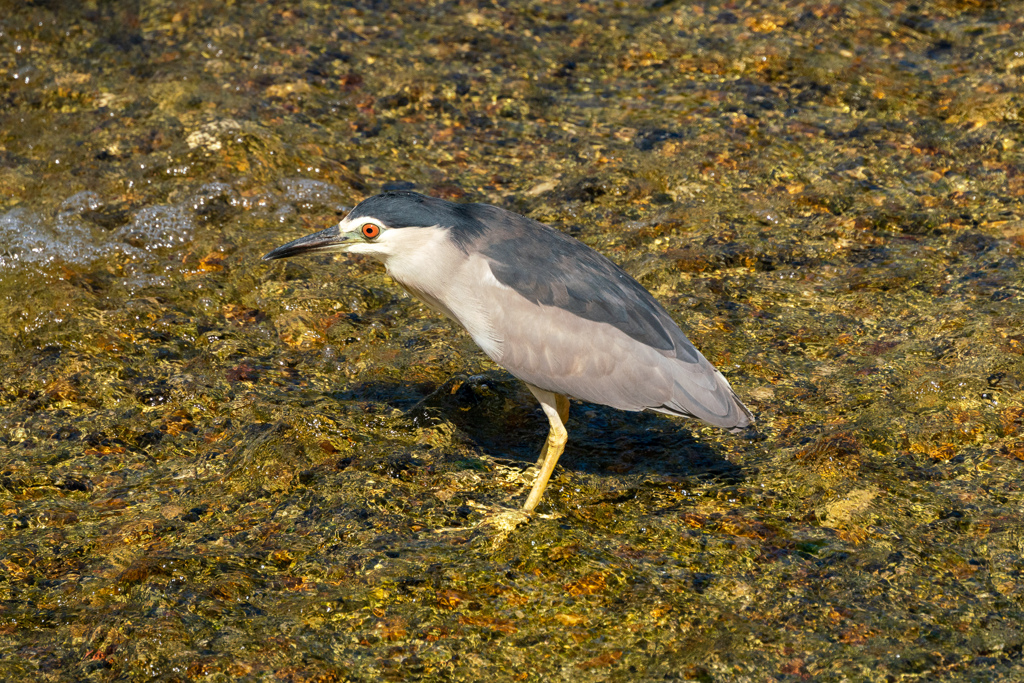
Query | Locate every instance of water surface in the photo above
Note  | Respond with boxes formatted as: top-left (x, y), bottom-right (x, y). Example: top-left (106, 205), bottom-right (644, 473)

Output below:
top-left (1, 1), bottom-right (1022, 680)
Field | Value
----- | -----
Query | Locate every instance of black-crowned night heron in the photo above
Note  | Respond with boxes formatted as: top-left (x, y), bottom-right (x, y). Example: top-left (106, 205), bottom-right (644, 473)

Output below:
top-left (264, 191), bottom-right (753, 513)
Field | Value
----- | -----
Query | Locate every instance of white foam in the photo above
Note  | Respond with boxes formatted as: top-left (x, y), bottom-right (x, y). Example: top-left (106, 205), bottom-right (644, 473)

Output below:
top-left (0, 198), bottom-right (194, 274)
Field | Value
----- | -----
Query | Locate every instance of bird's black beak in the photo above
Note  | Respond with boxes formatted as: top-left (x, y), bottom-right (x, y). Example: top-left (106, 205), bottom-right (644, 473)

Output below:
top-left (262, 225), bottom-right (356, 260)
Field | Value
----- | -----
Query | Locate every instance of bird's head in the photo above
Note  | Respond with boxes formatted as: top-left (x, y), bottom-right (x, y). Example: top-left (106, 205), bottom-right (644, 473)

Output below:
top-left (262, 190), bottom-right (463, 262)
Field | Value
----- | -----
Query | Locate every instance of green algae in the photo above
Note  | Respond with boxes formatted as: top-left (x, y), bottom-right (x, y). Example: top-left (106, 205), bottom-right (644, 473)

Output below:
top-left (1, 1), bottom-right (1023, 681)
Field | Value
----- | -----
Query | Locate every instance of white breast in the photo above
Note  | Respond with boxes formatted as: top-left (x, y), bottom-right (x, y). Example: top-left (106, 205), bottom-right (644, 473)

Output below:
top-left (376, 228), bottom-right (505, 362)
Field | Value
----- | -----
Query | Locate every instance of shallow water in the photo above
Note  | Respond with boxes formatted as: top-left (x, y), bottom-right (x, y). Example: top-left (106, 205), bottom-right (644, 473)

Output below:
top-left (1, 1), bottom-right (1023, 681)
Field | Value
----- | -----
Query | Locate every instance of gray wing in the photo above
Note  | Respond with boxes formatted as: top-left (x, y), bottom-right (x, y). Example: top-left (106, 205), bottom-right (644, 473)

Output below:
top-left (469, 204), bottom-right (685, 355)
top-left (485, 284), bottom-right (752, 432)
top-left (453, 208), bottom-right (753, 432)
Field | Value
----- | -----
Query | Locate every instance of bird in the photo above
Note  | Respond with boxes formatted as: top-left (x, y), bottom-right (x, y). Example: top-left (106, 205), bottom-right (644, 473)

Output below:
top-left (263, 190), bottom-right (753, 513)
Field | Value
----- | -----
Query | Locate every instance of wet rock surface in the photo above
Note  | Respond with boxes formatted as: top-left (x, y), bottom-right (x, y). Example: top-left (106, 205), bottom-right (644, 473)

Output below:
top-left (1, 1), bottom-right (1022, 680)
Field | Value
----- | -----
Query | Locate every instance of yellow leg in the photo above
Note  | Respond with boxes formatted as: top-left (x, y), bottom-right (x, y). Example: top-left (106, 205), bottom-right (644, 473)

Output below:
top-left (524, 385), bottom-right (569, 513)
top-left (533, 393), bottom-right (569, 467)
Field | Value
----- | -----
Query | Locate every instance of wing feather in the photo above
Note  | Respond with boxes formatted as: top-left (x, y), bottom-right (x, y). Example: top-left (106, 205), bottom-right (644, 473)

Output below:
top-left (435, 206), bottom-right (753, 433)
top-left (475, 265), bottom-right (752, 432)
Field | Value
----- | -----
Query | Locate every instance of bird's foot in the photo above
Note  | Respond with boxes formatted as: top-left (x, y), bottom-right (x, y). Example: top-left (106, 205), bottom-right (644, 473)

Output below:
top-left (468, 499), bottom-right (562, 524)
top-left (432, 500), bottom-right (559, 545)
top-left (475, 502), bottom-right (562, 548)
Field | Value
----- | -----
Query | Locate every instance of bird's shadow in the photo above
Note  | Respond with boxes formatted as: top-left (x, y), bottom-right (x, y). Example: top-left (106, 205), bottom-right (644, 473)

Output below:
top-left (329, 371), bottom-right (743, 484)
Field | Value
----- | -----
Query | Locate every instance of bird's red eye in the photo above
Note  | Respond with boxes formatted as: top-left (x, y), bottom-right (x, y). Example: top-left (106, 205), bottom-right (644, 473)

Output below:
top-left (361, 223), bottom-right (380, 239)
